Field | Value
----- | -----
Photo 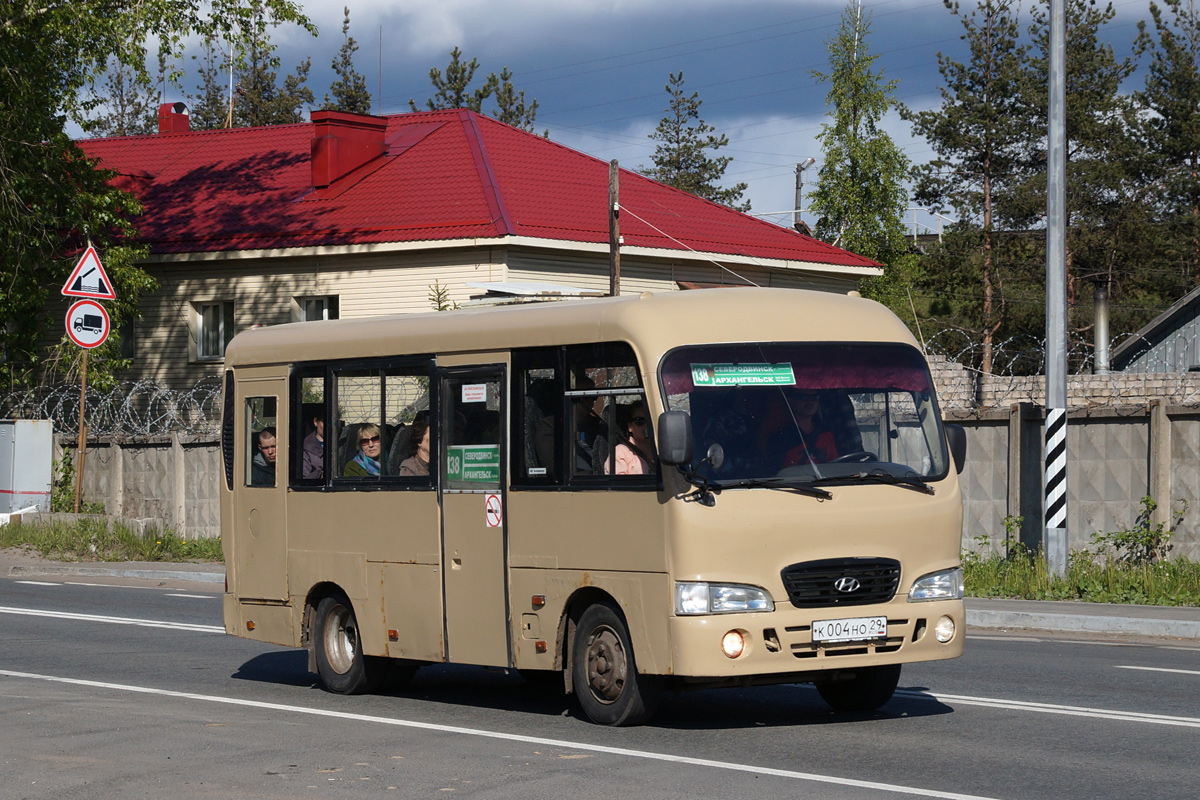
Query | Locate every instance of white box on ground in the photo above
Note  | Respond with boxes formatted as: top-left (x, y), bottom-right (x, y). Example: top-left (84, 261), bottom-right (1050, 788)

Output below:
top-left (0, 419), bottom-right (54, 513)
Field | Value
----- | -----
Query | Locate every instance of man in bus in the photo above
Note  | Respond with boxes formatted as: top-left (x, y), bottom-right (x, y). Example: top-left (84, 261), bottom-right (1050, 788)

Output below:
top-left (251, 427), bottom-right (277, 486)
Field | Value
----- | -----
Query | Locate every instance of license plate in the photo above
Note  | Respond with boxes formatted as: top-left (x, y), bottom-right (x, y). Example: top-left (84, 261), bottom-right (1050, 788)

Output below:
top-left (811, 615), bottom-right (888, 643)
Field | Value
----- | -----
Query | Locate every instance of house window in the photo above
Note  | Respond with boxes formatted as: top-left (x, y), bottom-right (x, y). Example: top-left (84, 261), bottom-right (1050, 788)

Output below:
top-left (299, 296), bottom-right (339, 322)
top-left (197, 301), bottom-right (234, 359)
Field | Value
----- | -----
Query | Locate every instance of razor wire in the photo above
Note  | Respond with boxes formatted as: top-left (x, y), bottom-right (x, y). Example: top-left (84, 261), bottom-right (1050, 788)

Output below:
top-left (0, 377), bottom-right (224, 437)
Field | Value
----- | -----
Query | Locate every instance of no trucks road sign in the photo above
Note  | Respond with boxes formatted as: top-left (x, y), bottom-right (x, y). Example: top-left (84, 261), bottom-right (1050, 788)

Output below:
top-left (65, 299), bottom-right (110, 349)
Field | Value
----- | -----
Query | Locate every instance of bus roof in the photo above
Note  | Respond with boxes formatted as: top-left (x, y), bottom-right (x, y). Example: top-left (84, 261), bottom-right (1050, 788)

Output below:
top-left (224, 288), bottom-right (918, 368)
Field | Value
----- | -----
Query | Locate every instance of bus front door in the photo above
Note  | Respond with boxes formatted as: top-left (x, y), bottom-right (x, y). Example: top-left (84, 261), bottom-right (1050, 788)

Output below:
top-left (438, 367), bottom-right (510, 667)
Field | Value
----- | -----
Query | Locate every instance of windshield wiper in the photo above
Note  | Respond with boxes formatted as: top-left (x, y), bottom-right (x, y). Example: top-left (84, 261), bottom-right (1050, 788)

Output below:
top-left (712, 477), bottom-right (833, 499)
top-left (803, 470), bottom-right (935, 495)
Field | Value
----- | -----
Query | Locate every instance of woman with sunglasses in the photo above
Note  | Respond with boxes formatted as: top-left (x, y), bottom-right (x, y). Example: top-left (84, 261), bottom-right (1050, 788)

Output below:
top-left (344, 423), bottom-right (385, 477)
top-left (606, 400), bottom-right (656, 475)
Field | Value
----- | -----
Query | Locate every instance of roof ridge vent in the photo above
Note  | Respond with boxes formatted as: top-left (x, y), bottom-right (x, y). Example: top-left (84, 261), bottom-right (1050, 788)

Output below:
top-left (310, 110), bottom-right (388, 189)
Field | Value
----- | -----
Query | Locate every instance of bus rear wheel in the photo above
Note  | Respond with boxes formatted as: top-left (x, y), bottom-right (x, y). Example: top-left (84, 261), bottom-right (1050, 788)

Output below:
top-left (815, 664), bottom-right (901, 712)
top-left (571, 602), bottom-right (661, 726)
top-left (313, 593), bottom-right (385, 695)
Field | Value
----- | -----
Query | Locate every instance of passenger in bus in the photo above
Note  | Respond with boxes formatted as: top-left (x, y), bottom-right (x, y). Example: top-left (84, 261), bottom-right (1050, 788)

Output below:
top-left (778, 390), bottom-right (838, 468)
top-left (344, 423), bottom-right (385, 477)
top-left (301, 409), bottom-right (325, 479)
top-left (605, 401), bottom-right (656, 475)
top-left (398, 417), bottom-right (430, 476)
top-left (251, 427), bottom-right (277, 486)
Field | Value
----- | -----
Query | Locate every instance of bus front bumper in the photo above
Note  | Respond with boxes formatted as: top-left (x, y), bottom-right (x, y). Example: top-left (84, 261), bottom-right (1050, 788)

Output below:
top-left (666, 598), bottom-right (964, 681)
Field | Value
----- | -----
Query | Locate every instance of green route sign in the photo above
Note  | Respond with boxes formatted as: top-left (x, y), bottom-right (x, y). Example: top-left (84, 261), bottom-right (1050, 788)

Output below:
top-left (690, 363), bottom-right (796, 387)
top-left (446, 444), bottom-right (500, 483)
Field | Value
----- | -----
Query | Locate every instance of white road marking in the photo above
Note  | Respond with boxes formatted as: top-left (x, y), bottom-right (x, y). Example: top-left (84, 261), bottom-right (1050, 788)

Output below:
top-left (890, 689), bottom-right (1200, 728)
top-left (164, 593), bottom-right (216, 600)
top-left (966, 635), bottom-right (1042, 642)
top-left (0, 669), bottom-right (1001, 800)
top-left (0, 605), bottom-right (223, 634)
top-left (14, 581), bottom-right (61, 586)
top-left (1115, 665), bottom-right (1200, 677)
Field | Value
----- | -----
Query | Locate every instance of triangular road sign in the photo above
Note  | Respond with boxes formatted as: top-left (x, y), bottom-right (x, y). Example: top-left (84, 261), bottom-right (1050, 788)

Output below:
top-left (62, 246), bottom-right (117, 300)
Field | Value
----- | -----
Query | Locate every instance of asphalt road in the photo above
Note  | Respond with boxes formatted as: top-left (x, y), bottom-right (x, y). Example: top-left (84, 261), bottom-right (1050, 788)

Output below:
top-left (1, 575), bottom-right (1197, 800)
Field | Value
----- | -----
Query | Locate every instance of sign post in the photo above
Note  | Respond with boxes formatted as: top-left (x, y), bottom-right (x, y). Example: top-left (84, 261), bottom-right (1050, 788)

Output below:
top-left (61, 245), bottom-right (117, 513)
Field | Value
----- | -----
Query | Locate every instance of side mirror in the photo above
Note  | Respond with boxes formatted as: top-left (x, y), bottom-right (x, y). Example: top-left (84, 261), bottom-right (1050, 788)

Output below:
top-left (657, 410), bottom-right (694, 466)
top-left (944, 423), bottom-right (966, 474)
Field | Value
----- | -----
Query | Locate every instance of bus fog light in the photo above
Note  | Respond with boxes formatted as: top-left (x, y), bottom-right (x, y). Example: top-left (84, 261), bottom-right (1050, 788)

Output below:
top-left (721, 630), bottom-right (746, 658)
top-left (934, 616), bottom-right (955, 643)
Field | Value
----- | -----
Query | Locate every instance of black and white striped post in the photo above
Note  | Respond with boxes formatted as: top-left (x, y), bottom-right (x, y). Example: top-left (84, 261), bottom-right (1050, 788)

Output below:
top-left (1044, 0), bottom-right (1068, 576)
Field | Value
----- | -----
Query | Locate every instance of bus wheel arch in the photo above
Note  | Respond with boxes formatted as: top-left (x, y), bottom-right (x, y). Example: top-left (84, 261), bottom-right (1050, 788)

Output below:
top-left (566, 591), bottom-right (662, 726)
top-left (308, 586), bottom-right (386, 695)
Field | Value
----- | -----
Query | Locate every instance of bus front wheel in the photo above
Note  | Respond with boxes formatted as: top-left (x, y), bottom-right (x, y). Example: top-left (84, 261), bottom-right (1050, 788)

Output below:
top-left (571, 602), bottom-right (661, 726)
top-left (814, 664), bottom-right (901, 712)
top-left (313, 593), bottom-right (385, 695)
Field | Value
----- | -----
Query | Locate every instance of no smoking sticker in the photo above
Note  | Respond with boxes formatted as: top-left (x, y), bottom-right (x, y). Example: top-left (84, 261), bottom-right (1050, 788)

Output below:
top-left (485, 493), bottom-right (503, 528)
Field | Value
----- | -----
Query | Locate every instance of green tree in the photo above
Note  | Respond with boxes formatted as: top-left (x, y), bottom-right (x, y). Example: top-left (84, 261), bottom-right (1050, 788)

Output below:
top-left (87, 58), bottom-right (159, 138)
top-left (492, 67), bottom-right (542, 133)
top-left (323, 6), bottom-right (372, 114)
top-left (233, 0), bottom-right (314, 127)
top-left (639, 71), bottom-right (748, 210)
top-left (902, 0), bottom-right (1028, 374)
top-left (1138, 0), bottom-right (1200, 288)
top-left (1013, 0), bottom-right (1150, 352)
top-left (409, 46), bottom-right (494, 112)
top-left (191, 38), bottom-right (231, 130)
top-left (810, 1), bottom-right (914, 310)
top-left (0, 0), bottom-right (310, 390)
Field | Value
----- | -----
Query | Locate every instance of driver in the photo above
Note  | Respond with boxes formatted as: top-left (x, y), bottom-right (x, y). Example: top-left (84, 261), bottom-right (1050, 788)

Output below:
top-left (778, 390), bottom-right (839, 468)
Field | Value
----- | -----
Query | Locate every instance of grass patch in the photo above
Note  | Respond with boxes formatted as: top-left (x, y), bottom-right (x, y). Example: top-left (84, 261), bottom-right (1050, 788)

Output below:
top-left (964, 548), bottom-right (1200, 606)
top-left (0, 518), bottom-right (223, 563)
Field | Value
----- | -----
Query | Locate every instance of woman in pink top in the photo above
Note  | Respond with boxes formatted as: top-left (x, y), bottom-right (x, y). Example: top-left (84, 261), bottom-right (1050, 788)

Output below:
top-left (607, 401), bottom-right (656, 475)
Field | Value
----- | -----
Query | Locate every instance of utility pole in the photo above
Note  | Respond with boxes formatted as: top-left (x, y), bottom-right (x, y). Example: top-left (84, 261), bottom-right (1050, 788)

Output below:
top-left (794, 157), bottom-right (815, 232)
top-left (609, 160), bottom-right (620, 296)
top-left (1044, 0), bottom-right (1068, 577)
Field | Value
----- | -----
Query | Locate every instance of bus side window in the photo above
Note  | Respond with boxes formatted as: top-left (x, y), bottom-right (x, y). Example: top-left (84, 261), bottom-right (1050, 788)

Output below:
top-left (334, 370), bottom-right (383, 479)
top-left (513, 347), bottom-right (560, 486)
top-left (565, 343), bottom-right (657, 485)
top-left (293, 372), bottom-right (326, 485)
top-left (244, 396), bottom-right (277, 487)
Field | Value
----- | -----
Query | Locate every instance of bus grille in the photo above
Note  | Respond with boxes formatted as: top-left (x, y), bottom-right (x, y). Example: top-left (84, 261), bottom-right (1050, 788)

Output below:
top-left (780, 557), bottom-right (901, 608)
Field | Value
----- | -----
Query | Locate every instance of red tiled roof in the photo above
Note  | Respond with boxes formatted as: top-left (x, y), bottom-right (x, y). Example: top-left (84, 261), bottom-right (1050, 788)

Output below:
top-left (77, 109), bottom-right (879, 269)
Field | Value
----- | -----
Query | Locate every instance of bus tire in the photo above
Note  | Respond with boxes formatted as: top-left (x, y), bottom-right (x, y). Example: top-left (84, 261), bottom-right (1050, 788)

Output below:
top-left (313, 593), bottom-right (384, 695)
top-left (815, 664), bottom-right (901, 712)
top-left (571, 601), bottom-right (661, 726)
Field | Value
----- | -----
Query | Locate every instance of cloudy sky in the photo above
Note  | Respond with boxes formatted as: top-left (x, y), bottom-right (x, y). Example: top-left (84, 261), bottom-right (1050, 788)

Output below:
top-left (208, 0), bottom-right (1156, 231)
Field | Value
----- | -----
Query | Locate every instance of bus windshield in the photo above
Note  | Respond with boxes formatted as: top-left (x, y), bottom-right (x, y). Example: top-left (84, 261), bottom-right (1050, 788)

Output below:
top-left (660, 343), bottom-right (948, 484)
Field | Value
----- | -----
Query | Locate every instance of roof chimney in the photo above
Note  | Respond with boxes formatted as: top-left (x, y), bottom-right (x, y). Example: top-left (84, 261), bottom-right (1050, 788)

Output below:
top-left (310, 110), bottom-right (389, 188)
top-left (158, 102), bottom-right (190, 135)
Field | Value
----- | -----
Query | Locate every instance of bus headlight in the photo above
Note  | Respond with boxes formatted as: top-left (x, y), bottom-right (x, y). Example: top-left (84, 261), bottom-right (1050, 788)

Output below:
top-left (907, 567), bottom-right (964, 602)
top-left (675, 582), bottom-right (775, 615)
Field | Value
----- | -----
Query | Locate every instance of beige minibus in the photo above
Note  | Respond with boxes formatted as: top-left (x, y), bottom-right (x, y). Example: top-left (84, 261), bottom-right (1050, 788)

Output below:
top-left (221, 288), bottom-right (966, 726)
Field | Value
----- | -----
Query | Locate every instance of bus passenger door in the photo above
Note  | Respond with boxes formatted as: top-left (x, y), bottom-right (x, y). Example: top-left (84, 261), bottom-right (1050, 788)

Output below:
top-left (438, 366), bottom-right (510, 667)
top-left (235, 377), bottom-right (287, 601)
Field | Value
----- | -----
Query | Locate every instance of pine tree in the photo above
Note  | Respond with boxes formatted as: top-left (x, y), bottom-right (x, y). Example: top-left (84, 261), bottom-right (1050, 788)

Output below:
top-left (902, 0), bottom-right (1028, 374)
top-left (409, 47), bottom-right (494, 112)
top-left (324, 7), bottom-right (372, 114)
top-left (191, 38), bottom-right (230, 130)
top-left (86, 58), bottom-right (159, 137)
top-left (639, 72), bottom-right (748, 210)
top-left (492, 67), bottom-right (540, 132)
top-left (1013, 0), bottom-right (1147, 344)
top-left (233, 0), bottom-right (313, 127)
top-left (810, 1), bottom-right (913, 309)
top-left (1138, 0), bottom-right (1200, 288)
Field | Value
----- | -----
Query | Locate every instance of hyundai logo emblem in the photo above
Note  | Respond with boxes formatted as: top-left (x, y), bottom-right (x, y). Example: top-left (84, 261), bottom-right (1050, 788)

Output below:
top-left (833, 576), bottom-right (861, 593)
